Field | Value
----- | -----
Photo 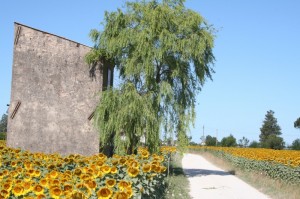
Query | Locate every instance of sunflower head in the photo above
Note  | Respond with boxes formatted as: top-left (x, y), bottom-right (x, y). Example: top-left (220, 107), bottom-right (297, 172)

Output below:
top-left (74, 168), bottom-right (82, 176)
top-left (106, 179), bottom-right (116, 188)
top-left (39, 178), bottom-right (48, 187)
top-left (127, 167), bottom-right (139, 177)
top-left (63, 184), bottom-right (73, 192)
top-left (101, 165), bottom-right (111, 174)
top-left (37, 194), bottom-right (47, 199)
top-left (141, 150), bottom-right (150, 159)
top-left (85, 179), bottom-right (97, 190)
top-left (12, 185), bottom-right (24, 197)
top-left (0, 190), bottom-right (9, 198)
top-left (97, 187), bottom-right (112, 199)
top-left (49, 170), bottom-right (59, 179)
top-left (113, 191), bottom-right (129, 199)
top-left (142, 164), bottom-right (151, 173)
top-left (50, 187), bottom-right (62, 199)
top-left (33, 184), bottom-right (44, 194)
top-left (71, 191), bottom-right (86, 199)
top-left (118, 180), bottom-right (131, 191)
top-left (110, 166), bottom-right (118, 174)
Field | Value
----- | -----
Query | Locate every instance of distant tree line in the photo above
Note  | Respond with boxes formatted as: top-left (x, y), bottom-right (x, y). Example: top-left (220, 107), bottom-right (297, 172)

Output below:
top-left (188, 110), bottom-right (300, 150)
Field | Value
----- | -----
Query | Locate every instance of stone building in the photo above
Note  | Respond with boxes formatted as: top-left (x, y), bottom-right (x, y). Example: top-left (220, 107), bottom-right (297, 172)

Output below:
top-left (7, 22), bottom-right (113, 156)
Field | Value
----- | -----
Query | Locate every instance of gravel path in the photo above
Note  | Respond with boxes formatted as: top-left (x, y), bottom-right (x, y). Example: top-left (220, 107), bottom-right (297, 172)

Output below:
top-left (182, 153), bottom-right (271, 199)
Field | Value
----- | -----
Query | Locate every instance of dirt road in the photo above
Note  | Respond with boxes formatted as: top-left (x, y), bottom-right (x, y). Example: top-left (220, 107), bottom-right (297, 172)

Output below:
top-left (182, 153), bottom-right (270, 199)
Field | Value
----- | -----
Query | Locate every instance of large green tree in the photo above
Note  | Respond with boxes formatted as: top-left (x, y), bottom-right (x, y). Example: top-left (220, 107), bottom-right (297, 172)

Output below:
top-left (294, 117), bottom-right (300, 129)
top-left (291, 139), bottom-right (300, 150)
top-left (205, 135), bottom-right (217, 146)
top-left (0, 114), bottom-right (7, 132)
top-left (259, 110), bottom-right (284, 149)
top-left (86, 0), bottom-right (215, 154)
top-left (0, 114), bottom-right (8, 140)
top-left (220, 134), bottom-right (237, 147)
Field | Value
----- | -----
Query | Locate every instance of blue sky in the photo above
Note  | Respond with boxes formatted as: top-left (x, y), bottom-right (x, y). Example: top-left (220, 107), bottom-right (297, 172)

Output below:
top-left (1, 0), bottom-right (299, 145)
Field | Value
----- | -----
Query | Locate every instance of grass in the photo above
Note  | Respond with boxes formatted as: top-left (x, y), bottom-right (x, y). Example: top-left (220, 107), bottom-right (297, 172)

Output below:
top-left (162, 153), bottom-right (191, 199)
top-left (190, 150), bottom-right (300, 199)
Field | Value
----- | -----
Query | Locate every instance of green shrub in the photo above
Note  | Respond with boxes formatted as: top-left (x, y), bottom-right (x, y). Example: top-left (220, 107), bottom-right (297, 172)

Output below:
top-left (0, 132), bottom-right (6, 140)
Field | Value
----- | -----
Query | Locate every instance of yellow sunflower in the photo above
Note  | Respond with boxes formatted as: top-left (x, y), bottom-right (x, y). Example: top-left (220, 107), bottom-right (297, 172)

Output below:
top-left (50, 186), bottom-right (62, 199)
top-left (127, 167), bottom-right (139, 177)
top-left (141, 150), bottom-right (149, 159)
top-left (119, 158), bottom-right (127, 165)
top-left (34, 170), bottom-right (41, 177)
top-left (33, 184), bottom-right (44, 195)
top-left (98, 153), bottom-right (107, 161)
top-left (11, 161), bottom-right (17, 167)
top-left (97, 187), bottom-right (113, 199)
top-left (37, 194), bottom-right (47, 199)
top-left (0, 189), bottom-right (9, 198)
top-left (124, 187), bottom-right (133, 198)
top-left (106, 179), bottom-right (116, 188)
top-left (63, 184), bottom-right (73, 192)
top-left (39, 178), bottom-right (48, 187)
top-left (2, 182), bottom-right (12, 192)
top-left (22, 181), bottom-right (31, 194)
top-left (101, 165), bottom-right (111, 174)
top-left (71, 191), bottom-right (86, 199)
top-left (12, 185), bottom-right (24, 197)
top-left (49, 170), bottom-right (59, 179)
top-left (129, 161), bottom-right (139, 168)
top-left (142, 164), bottom-right (151, 173)
top-left (113, 191), bottom-right (129, 199)
top-left (85, 179), bottom-right (97, 190)
top-left (110, 166), bottom-right (118, 174)
top-left (74, 168), bottom-right (82, 176)
top-left (118, 180), bottom-right (131, 191)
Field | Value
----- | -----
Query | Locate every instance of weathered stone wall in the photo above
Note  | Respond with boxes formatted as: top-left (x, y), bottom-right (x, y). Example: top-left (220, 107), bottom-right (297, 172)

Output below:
top-left (7, 23), bottom-right (111, 156)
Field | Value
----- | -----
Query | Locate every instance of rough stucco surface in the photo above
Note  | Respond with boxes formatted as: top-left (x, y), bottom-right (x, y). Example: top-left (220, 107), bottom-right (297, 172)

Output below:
top-left (7, 23), bottom-right (105, 156)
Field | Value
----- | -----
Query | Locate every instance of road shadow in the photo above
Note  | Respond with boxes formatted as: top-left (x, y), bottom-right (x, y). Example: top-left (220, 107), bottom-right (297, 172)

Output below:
top-left (183, 168), bottom-right (235, 177)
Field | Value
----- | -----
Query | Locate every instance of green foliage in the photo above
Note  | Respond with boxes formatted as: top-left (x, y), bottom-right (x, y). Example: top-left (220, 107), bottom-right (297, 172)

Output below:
top-left (291, 139), bottom-right (300, 150)
top-left (94, 83), bottom-right (160, 154)
top-left (0, 132), bottom-right (6, 140)
top-left (248, 140), bottom-right (260, 148)
top-left (238, 136), bottom-right (249, 148)
top-left (205, 135), bottom-right (217, 146)
top-left (259, 110), bottom-right (283, 149)
top-left (0, 114), bottom-right (7, 133)
top-left (294, 117), bottom-right (300, 129)
top-left (87, 0), bottom-right (215, 154)
top-left (262, 134), bottom-right (285, 150)
top-left (220, 134), bottom-right (237, 147)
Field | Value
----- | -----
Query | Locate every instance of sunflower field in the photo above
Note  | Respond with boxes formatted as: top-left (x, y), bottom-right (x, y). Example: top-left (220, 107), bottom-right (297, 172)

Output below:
top-left (189, 146), bottom-right (300, 185)
top-left (0, 140), bottom-right (176, 199)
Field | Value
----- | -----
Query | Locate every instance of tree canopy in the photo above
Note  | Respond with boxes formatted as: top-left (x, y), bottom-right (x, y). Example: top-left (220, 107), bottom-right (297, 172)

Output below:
top-left (205, 135), bottom-right (217, 146)
top-left (259, 110), bottom-right (284, 149)
top-left (0, 114), bottom-right (7, 133)
top-left (259, 110), bottom-right (281, 143)
top-left (220, 134), bottom-right (237, 147)
top-left (291, 139), bottom-right (300, 150)
top-left (86, 0), bottom-right (215, 154)
top-left (238, 136), bottom-right (249, 148)
top-left (294, 117), bottom-right (300, 129)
